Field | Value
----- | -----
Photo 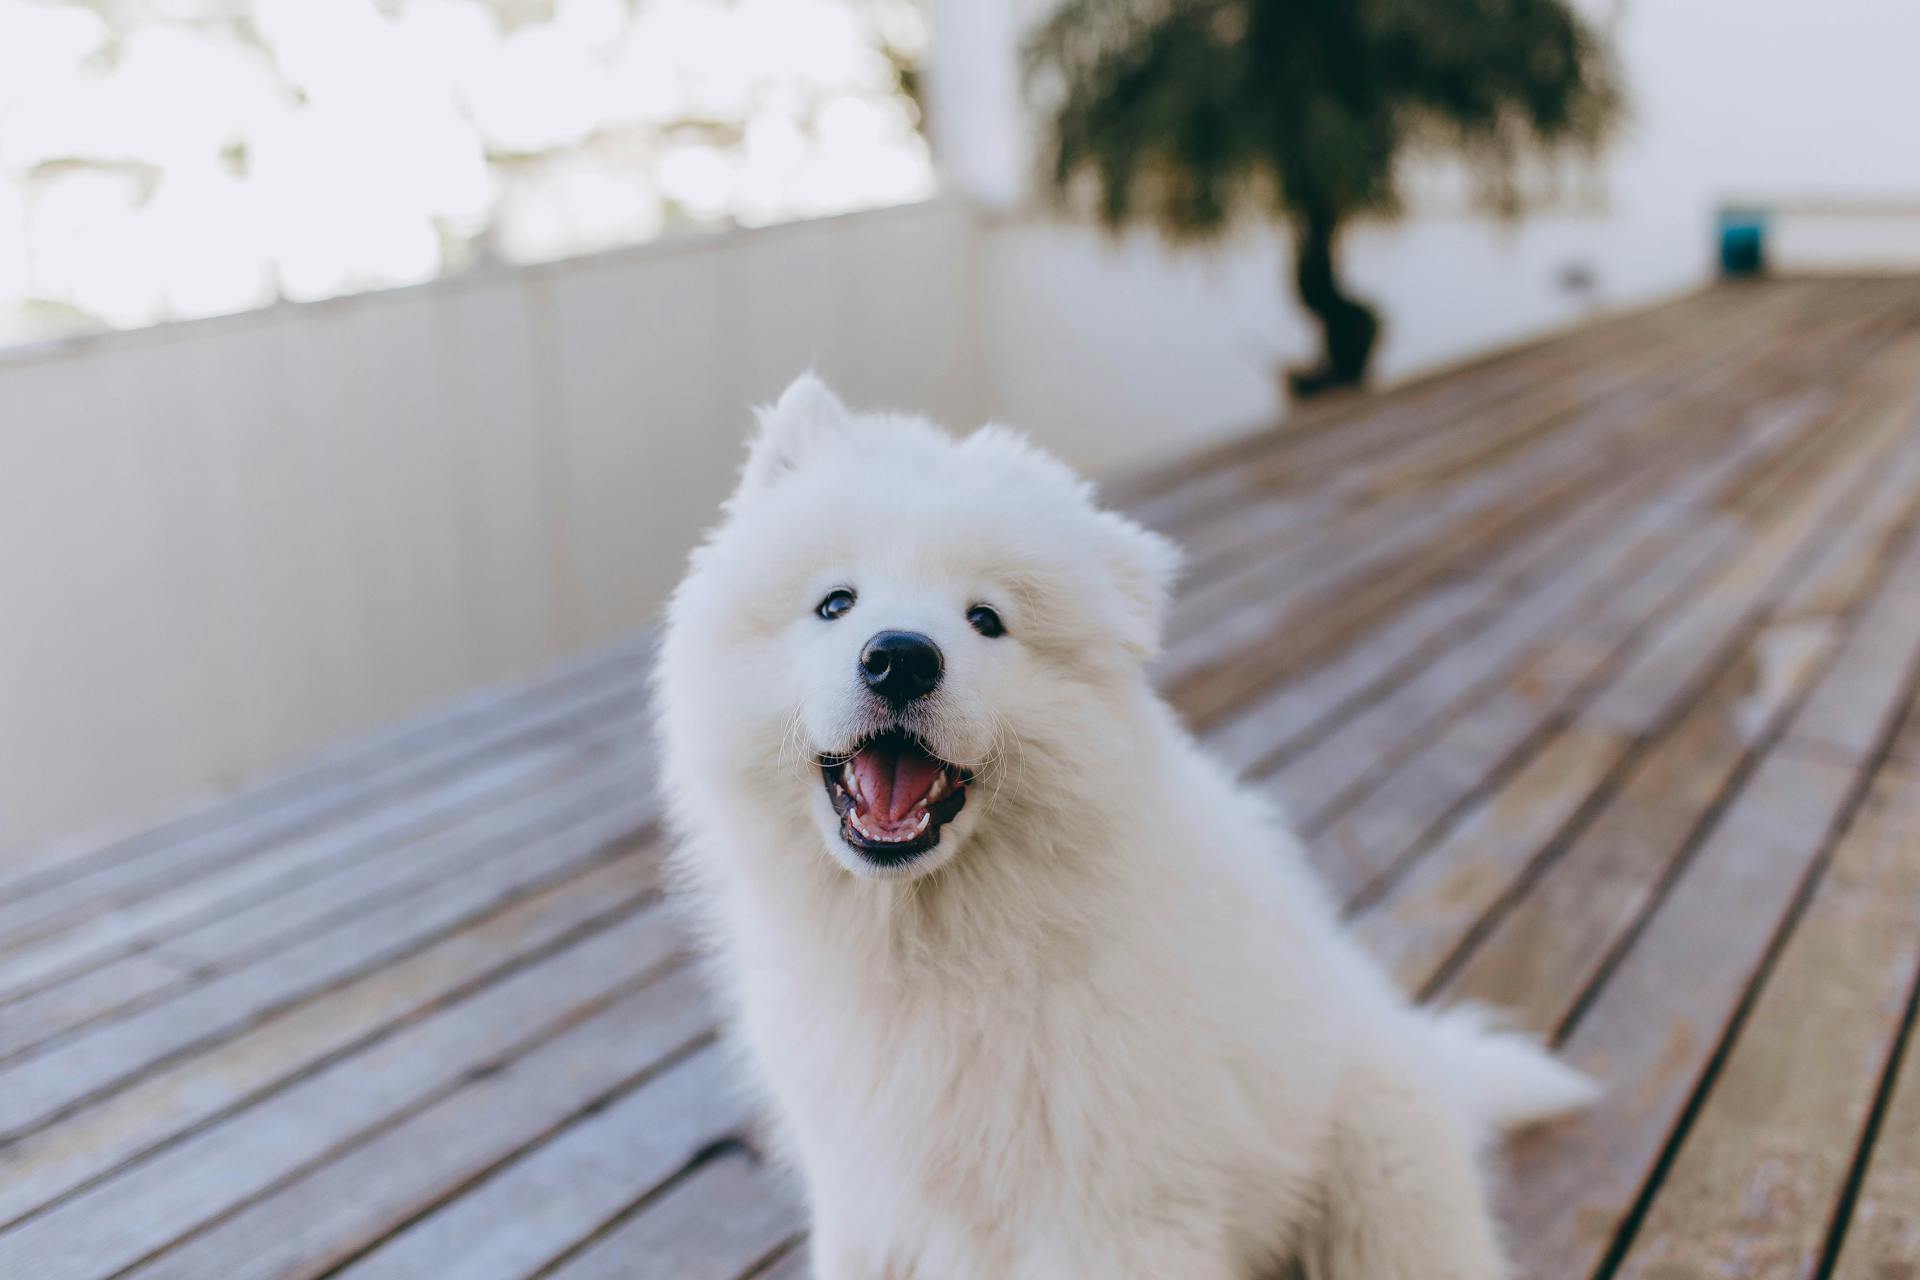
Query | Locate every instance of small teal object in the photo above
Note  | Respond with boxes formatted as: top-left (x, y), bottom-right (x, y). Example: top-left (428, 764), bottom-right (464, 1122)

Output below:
top-left (1719, 208), bottom-right (1767, 277)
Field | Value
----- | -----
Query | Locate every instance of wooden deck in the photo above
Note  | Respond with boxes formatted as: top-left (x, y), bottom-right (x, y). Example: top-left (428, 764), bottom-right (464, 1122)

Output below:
top-left (5, 277), bottom-right (1920, 1279)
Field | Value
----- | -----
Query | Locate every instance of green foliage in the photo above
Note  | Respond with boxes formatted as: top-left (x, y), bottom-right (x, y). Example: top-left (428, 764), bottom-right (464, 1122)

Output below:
top-left (1027, 0), bottom-right (1623, 391)
top-left (1029, 0), bottom-right (1621, 239)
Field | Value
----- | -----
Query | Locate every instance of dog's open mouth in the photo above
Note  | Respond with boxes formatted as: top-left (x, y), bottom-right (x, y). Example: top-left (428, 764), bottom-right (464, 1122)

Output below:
top-left (820, 729), bottom-right (970, 864)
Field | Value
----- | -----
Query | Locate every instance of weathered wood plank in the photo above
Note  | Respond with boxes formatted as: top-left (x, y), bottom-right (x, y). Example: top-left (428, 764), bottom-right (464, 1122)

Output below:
top-left (1203, 380), bottom-right (1829, 781)
top-left (1159, 312), bottom-right (1737, 650)
top-left (122, 1001), bottom-right (718, 1280)
top-left (156, 751), bottom-right (646, 976)
top-left (1496, 744), bottom-right (1866, 1279)
top-left (1890, 686), bottom-right (1920, 773)
top-left (1309, 365), bottom-right (1904, 905)
top-left (1490, 608), bottom-right (1920, 1280)
top-left (1320, 335), bottom-right (1920, 905)
top-left (1414, 634), bottom-right (1826, 1023)
top-left (1167, 303), bottom-right (1878, 733)
top-left (1177, 458), bottom-right (1612, 732)
top-left (334, 1066), bottom-right (759, 1280)
top-left (537, 1155), bottom-right (805, 1280)
top-left (1136, 287), bottom-right (1827, 782)
top-left (1829, 842), bottom-right (1920, 1278)
top-left (0, 697), bottom-right (645, 1003)
top-left (1611, 765), bottom-right (1920, 1279)
top-left (1435, 471), bottom-right (1920, 1030)
top-left (0, 847), bottom-right (662, 1229)
top-left (0, 719), bottom-right (647, 1056)
top-left (0, 905), bottom-right (687, 1280)
top-left (1355, 382), bottom-right (1920, 992)
top-left (0, 785), bottom-right (656, 1142)
top-left (1320, 334), bottom-right (1920, 1280)
top-left (743, 1241), bottom-right (814, 1280)
top-left (1159, 276), bottom-right (1850, 660)
top-left (1168, 393), bottom-right (1655, 675)
top-left (1266, 387), bottom-right (1836, 830)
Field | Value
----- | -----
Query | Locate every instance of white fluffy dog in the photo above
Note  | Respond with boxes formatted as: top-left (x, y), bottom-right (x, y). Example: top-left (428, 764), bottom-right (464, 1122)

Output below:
top-left (653, 375), bottom-right (1596, 1279)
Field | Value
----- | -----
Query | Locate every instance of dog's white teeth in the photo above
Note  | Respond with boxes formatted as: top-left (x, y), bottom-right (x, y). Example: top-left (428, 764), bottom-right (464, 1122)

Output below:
top-left (846, 807), bottom-right (927, 844)
top-left (924, 773), bottom-right (949, 806)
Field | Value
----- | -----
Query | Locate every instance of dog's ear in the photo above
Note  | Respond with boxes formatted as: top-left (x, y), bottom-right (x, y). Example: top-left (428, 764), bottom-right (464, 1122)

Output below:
top-left (740, 373), bottom-right (849, 491)
top-left (1099, 513), bottom-right (1182, 660)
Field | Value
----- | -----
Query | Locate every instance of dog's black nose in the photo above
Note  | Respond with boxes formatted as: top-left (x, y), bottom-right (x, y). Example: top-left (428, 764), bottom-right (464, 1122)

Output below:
top-left (860, 631), bottom-right (943, 706)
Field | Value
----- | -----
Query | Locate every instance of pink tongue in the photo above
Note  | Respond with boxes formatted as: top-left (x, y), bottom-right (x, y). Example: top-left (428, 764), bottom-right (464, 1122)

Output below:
top-left (849, 740), bottom-right (945, 823)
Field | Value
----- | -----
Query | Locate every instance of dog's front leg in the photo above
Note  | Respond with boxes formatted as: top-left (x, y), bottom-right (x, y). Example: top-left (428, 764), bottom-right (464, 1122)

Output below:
top-left (1305, 1070), bottom-right (1506, 1280)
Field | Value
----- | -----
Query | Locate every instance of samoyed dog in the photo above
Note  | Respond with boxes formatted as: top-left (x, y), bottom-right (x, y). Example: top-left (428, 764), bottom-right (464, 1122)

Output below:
top-left (653, 375), bottom-right (1595, 1279)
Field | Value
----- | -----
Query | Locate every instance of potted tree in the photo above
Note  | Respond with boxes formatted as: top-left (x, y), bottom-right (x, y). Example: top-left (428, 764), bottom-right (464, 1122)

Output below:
top-left (1028, 0), bottom-right (1622, 397)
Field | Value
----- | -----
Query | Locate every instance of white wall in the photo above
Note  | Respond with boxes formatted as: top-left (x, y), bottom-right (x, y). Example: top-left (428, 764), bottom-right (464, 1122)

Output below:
top-left (1641, 0), bottom-right (1920, 207)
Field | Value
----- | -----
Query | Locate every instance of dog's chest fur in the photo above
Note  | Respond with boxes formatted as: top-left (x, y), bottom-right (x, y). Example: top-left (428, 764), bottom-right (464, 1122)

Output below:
top-left (710, 837), bottom-right (1335, 1271)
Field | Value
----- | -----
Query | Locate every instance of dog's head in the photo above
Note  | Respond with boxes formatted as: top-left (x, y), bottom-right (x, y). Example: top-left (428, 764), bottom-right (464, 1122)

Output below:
top-left (657, 375), bottom-right (1180, 881)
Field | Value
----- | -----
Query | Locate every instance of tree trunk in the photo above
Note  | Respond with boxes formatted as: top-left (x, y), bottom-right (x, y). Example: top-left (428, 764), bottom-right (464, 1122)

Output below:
top-left (1287, 207), bottom-right (1379, 399)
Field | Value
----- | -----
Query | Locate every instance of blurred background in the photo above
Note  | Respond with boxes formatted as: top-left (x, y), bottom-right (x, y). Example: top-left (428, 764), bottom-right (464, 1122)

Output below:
top-left (2, 0), bottom-right (1918, 846)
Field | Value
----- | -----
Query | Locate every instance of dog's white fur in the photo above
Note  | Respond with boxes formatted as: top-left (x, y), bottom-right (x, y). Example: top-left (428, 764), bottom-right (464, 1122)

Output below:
top-left (654, 376), bottom-right (1596, 1279)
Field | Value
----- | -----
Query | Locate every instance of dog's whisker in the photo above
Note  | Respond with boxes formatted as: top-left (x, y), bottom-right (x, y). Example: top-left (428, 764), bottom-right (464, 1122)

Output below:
top-left (776, 709), bottom-right (815, 774)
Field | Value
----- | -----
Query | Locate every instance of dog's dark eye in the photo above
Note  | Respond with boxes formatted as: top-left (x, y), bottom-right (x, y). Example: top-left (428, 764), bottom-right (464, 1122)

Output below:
top-left (816, 588), bottom-right (856, 621)
top-left (967, 604), bottom-right (1005, 638)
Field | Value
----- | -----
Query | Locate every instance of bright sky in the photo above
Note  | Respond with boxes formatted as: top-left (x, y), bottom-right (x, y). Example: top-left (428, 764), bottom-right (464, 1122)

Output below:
top-left (0, 0), bottom-right (935, 347)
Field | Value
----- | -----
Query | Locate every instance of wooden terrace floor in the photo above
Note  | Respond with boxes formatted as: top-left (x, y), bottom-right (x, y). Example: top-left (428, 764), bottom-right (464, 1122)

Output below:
top-left (5, 277), bottom-right (1920, 1278)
